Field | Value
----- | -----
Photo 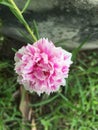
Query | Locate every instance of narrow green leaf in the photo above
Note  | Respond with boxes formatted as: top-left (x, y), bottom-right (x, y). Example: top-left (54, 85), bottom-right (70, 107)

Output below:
top-left (21, 0), bottom-right (31, 13)
top-left (12, 48), bottom-right (17, 52)
top-left (18, 30), bottom-right (33, 43)
top-left (0, 1), bottom-right (14, 8)
top-left (74, 74), bottom-right (85, 109)
top-left (9, 7), bottom-right (25, 24)
top-left (72, 35), bottom-right (91, 61)
top-left (59, 93), bottom-right (83, 111)
top-left (33, 20), bottom-right (40, 40)
top-left (30, 94), bottom-right (59, 107)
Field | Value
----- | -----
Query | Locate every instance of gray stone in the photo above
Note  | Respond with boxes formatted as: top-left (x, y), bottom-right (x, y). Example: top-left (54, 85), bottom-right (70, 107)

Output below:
top-left (0, 0), bottom-right (98, 50)
top-left (14, 0), bottom-right (98, 11)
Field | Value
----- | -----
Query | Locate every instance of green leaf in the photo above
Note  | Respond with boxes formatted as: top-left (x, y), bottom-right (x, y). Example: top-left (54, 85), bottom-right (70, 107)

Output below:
top-left (59, 93), bottom-right (83, 111)
top-left (33, 20), bottom-right (40, 40)
top-left (72, 34), bottom-right (91, 61)
top-left (18, 30), bottom-right (33, 43)
top-left (21, 0), bottom-right (31, 13)
top-left (30, 94), bottom-right (59, 107)
top-left (9, 7), bottom-right (26, 24)
top-left (12, 48), bottom-right (17, 53)
top-left (0, 1), bottom-right (14, 8)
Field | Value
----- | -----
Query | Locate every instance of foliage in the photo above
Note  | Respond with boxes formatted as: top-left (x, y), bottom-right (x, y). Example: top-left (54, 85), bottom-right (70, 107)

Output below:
top-left (0, 0), bottom-right (37, 42)
top-left (0, 47), bottom-right (98, 130)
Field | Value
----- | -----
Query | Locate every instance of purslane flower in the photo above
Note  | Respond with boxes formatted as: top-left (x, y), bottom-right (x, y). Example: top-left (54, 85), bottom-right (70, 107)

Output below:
top-left (14, 38), bottom-right (72, 95)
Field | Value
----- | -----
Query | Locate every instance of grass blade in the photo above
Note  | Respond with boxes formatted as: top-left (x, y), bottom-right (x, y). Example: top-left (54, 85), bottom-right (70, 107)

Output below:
top-left (72, 35), bottom-right (91, 61)
top-left (59, 93), bottom-right (82, 111)
top-left (30, 94), bottom-right (59, 107)
top-left (0, 62), bottom-right (9, 69)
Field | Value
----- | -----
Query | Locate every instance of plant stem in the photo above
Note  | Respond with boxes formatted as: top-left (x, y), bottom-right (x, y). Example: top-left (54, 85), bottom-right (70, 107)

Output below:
top-left (21, 87), bottom-right (26, 105)
top-left (19, 87), bottom-right (28, 130)
top-left (21, 88), bottom-right (26, 130)
top-left (8, 0), bottom-right (37, 42)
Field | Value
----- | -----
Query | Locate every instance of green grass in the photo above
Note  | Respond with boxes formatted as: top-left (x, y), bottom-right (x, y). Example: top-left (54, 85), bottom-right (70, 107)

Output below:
top-left (0, 43), bottom-right (98, 130)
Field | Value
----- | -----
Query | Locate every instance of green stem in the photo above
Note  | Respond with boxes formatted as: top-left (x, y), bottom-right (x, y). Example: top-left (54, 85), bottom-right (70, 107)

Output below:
top-left (45, 127), bottom-right (48, 130)
top-left (8, 0), bottom-right (37, 42)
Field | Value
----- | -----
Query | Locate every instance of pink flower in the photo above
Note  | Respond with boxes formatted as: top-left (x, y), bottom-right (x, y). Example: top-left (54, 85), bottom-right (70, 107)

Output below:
top-left (14, 38), bottom-right (72, 95)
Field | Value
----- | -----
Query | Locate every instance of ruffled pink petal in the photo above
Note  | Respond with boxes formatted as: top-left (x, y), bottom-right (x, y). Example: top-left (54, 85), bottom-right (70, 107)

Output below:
top-left (14, 38), bottom-right (72, 95)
